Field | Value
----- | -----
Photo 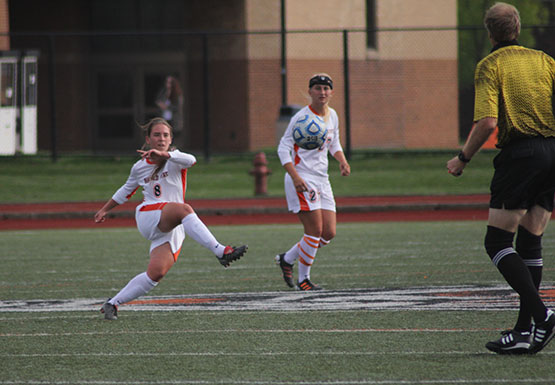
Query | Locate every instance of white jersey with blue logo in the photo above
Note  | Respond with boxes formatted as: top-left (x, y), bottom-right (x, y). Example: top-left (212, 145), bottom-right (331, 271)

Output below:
top-left (277, 105), bottom-right (343, 179)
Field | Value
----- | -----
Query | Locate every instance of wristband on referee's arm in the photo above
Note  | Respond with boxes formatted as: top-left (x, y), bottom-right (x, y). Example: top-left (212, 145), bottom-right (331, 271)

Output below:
top-left (458, 151), bottom-right (471, 163)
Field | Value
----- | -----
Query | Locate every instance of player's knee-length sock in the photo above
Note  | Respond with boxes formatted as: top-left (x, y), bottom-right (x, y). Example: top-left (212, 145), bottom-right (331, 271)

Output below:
top-left (182, 213), bottom-right (226, 257)
top-left (319, 238), bottom-right (330, 248)
top-left (297, 234), bottom-right (320, 282)
top-left (283, 243), bottom-right (299, 264)
top-left (109, 272), bottom-right (158, 306)
top-left (514, 225), bottom-right (544, 331)
top-left (485, 225), bottom-right (547, 324)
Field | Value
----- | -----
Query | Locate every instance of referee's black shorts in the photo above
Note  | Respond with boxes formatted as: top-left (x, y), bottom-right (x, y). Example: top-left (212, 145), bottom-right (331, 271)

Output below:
top-left (490, 136), bottom-right (555, 212)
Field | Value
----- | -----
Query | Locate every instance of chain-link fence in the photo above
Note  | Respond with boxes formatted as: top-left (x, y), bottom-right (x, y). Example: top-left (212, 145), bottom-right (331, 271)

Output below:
top-left (2, 25), bottom-right (554, 159)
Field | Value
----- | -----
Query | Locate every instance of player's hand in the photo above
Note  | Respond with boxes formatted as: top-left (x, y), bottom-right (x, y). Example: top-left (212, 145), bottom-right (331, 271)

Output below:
top-left (340, 162), bottom-right (351, 176)
top-left (137, 149), bottom-right (151, 160)
top-left (137, 149), bottom-right (168, 162)
top-left (94, 210), bottom-right (107, 223)
top-left (293, 177), bottom-right (309, 193)
top-left (446, 157), bottom-right (465, 177)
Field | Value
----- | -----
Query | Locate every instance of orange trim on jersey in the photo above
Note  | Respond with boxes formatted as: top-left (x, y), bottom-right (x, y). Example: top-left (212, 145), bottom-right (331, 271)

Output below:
top-left (139, 202), bottom-right (168, 211)
top-left (126, 186), bottom-right (140, 200)
top-left (308, 105), bottom-right (322, 116)
top-left (181, 169), bottom-right (188, 201)
top-left (297, 191), bottom-right (310, 211)
top-left (293, 144), bottom-right (301, 165)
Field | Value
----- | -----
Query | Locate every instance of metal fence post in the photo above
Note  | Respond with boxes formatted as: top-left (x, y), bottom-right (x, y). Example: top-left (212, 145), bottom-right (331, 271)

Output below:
top-left (280, 0), bottom-right (287, 106)
top-left (342, 30), bottom-right (351, 160)
top-left (48, 34), bottom-right (58, 162)
top-left (202, 33), bottom-right (211, 162)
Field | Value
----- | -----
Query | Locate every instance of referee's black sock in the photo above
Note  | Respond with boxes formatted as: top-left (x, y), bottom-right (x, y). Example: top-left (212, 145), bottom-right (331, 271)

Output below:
top-left (484, 225), bottom-right (547, 324)
top-left (514, 225), bottom-right (544, 332)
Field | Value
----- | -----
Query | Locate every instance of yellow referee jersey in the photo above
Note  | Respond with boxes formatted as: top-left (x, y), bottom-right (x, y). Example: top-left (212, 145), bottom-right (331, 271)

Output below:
top-left (474, 44), bottom-right (555, 147)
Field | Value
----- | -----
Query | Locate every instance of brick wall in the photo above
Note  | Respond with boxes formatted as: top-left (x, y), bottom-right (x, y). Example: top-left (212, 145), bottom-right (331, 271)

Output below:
top-left (247, 57), bottom-right (459, 150)
top-left (0, 0), bottom-right (9, 50)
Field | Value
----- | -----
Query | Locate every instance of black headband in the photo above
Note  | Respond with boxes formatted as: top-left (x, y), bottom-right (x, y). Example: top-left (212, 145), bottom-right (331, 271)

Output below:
top-left (309, 75), bottom-right (333, 89)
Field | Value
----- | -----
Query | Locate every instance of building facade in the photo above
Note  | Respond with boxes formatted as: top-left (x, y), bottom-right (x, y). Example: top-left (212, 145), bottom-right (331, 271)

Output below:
top-left (3, 0), bottom-right (458, 154)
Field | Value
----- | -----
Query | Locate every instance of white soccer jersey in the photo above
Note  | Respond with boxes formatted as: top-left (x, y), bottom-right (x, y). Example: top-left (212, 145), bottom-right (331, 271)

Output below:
top-left (277, 105), bottom-right (343, 179)
top-left (112, 150), bottom-right (197, 207)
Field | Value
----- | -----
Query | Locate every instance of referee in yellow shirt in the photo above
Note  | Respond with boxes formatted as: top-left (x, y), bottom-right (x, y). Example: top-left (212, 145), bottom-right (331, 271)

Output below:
top-left (447, 2), bottom-right (555, 355)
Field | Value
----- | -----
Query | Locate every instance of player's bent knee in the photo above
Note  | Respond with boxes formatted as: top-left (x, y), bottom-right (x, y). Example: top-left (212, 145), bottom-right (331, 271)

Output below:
top-left (308, 229), bottom-right (323, 238)
top-left (169, 203), bottom-right (194, 223)
top-left (484, 225), bottom-right (516, 264)
top-left (516, 225), bottom-right (542, 252)
top-left (180, 203), bottom-right (194, 216)
top-left (516, 225), bottom-right (543, 268)
top-left (146, 269), bottom-right (165, 282)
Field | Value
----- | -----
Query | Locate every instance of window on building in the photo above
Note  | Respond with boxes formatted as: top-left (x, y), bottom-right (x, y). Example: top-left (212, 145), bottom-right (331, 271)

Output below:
top-left (90, 0), bottom-right (187, 53)
top-left (97, 71), bottom-right (134, 139)
top-left (366, 0), bottom-right (377, 50)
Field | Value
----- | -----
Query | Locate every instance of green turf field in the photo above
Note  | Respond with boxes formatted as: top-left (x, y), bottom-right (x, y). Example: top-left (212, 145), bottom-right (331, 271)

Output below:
top-left (1, 221), bottom-right (554, 384)
top-left (0, 150), bottom-right (496, 203)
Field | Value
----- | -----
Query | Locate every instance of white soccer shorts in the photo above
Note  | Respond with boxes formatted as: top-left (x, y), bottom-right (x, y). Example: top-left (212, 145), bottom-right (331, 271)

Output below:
top-left (135, 203), bottom-right (185, 258)
top-left (284, 173), bottom-right (336, 213)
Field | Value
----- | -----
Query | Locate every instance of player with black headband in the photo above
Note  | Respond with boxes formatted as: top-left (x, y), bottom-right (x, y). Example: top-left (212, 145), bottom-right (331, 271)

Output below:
top-left (309, 74), bottom-right (333, 89)
top-left (275, 73), bottom-right (351, 291)
top-left (447, 2), bottom-right (555, 354)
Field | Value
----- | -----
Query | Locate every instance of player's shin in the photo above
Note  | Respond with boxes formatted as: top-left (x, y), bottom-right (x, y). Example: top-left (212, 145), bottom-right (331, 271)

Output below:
top-left (181, 213), bottom-right (225, 257)
top-left (485, 225), bottom-right (547, 323)
top-left (110, 272), bottom-right (158, 306)
top-left (297, 234), bottom-right (320, 282)
top-left (514, 226), bottom-right (544, 331)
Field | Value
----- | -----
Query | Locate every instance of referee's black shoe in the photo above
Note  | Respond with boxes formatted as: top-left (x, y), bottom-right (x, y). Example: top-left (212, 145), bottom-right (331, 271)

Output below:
top-left (529, 310), bottom-right (555, 354)
top-left (485, 329), bottom-right (531, 355)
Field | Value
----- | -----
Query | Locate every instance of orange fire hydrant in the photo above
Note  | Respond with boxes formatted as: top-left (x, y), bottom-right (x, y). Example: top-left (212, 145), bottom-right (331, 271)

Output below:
top-left (249, 152), bottom-right (272, 196)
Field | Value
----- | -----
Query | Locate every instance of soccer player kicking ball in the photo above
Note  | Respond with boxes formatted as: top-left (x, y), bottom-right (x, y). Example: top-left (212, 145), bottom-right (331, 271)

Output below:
top-left (94, 117), bottom-right (247, 320)
top-left (275, 73), bottom-right (351, 291)
top-left (447, 3), bottom-right (555, 354)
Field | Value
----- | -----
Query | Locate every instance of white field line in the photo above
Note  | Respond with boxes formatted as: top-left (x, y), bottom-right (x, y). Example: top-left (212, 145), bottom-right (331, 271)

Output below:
top-left (2, 351), bottom-right (554, 358)
top-left (1, 380), bottom-right (555, 385)
top-left (2, 285), bottom-right (544, 312)
top-left (0, 308), bottom-right (519, 323)
top-left (0, 328), bottom-right (501, 338)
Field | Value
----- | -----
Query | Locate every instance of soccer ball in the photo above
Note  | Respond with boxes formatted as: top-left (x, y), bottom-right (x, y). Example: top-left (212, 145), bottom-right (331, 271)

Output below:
top-left (292, 113), bottom-right (327, 150)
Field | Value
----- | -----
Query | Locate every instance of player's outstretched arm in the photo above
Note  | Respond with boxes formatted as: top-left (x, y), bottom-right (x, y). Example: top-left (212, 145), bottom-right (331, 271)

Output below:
top-left (137, 149), bottom-right (170, 162)
top-left (94, 199), bottom-right (120, 223)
